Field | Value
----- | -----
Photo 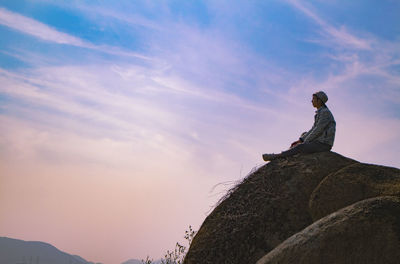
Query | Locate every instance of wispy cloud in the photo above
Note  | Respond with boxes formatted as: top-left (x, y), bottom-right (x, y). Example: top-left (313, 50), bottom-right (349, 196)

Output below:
top-left (0, 7), bottom-right (151, 60)
top-left (283, 1), bottom-right (400, 98)
top-left (0, 7), bottom-right (90, 46)
top-left (0, 40), bottom-right (306, 188)
top-left (77, 4), bottom-right (164, 31)
top-left (285, 0), bottom-right (371, 50)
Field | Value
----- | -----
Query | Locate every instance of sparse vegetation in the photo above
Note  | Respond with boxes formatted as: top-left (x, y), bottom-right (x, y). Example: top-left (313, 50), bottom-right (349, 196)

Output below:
top-left (141, 226), bottom-right (196, 264)
top-left (141, 256), bottom-right (153, 264)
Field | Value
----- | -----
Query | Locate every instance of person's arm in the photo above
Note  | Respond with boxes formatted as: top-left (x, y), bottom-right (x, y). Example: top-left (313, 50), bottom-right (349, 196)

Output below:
top-left (299, 131), bottom-right (310, 142)
top-left (303, 110), bottom-right (332, 143)
top-left (291, 128), bottom-right (312, 148)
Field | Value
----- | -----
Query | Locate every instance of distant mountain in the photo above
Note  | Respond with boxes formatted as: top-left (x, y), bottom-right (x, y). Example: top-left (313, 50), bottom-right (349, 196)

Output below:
top-left (121, 260), bottom-right (142, 264)
top-left (121, 258), bottom-right (162, 264)
top-left (0, 237), bottom-right (98, 264)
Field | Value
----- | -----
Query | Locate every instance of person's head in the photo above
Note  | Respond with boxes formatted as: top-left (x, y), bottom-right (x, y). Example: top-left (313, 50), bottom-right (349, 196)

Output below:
top-left (312, 91), bottom-right (328, 109)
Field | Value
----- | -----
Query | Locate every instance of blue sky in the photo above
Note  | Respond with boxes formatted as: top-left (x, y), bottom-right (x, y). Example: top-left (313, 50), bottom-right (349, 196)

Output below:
top-left (1, 1), bottom-right (399, 264)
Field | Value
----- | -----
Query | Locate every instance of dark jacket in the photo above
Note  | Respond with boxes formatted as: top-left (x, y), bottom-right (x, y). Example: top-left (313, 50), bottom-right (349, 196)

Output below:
top-left (300, 105), bottom-right (336, 146)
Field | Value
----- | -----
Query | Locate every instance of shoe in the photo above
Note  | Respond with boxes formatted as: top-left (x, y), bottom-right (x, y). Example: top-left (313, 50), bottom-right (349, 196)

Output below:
top-left (262, 153), bottom-right (278, 161)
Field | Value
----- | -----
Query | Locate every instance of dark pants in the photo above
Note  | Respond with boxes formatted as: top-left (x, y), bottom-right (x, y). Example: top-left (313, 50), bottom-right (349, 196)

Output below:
top-left (278, 141), bottom-right (331, 158)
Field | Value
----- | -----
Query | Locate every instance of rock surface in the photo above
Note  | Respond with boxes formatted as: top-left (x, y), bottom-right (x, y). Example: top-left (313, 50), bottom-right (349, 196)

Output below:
top-left (184, 152), bottom-right (356, 264)
top-left (309, 163), bottom-right (400, 221)
top-left (256, 196), bottom-right (400, 264)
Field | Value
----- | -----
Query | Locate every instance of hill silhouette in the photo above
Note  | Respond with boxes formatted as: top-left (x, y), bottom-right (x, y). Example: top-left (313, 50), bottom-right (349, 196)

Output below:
top-left (0, 237), bottom-right (98, 264)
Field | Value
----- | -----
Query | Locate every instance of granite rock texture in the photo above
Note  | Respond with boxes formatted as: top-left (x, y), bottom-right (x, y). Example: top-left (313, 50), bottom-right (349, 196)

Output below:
top-left (184, 151), bottom-right (400, 264)
top-left (184, 152), bottom-right (356, 264)
top-left (257, 196), bottom-right (400, 264)
top-left (309, 162), bottom-right (400, 221)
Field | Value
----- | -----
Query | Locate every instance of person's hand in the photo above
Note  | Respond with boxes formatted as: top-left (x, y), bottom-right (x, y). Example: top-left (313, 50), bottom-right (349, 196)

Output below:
top-left (290, 140), bottom-right (302, 149)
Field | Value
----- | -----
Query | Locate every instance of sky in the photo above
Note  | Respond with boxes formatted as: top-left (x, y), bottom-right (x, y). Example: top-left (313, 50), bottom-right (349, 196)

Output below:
top-left (0, 0), bottom-right (399, 263)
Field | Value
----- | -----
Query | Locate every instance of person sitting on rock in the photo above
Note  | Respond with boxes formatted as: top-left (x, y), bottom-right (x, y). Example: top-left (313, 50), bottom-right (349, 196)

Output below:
top-left (262, 91), bottom-right (336, 161)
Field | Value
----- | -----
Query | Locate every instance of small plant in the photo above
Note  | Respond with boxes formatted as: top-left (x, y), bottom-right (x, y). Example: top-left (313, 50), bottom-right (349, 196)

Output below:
top-left (141, 256), bottom-right (153, 264)
top-left (160, 242), bottom-right (185, 264)
top-left (184, 225), bottom-right (196, 246)
top-left (142, 226), bottom-right (196, 264)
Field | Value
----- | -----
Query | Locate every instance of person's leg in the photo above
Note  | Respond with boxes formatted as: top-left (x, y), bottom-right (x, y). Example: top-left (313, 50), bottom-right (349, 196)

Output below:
top-left (278, 141), bottom-right (331, 158)
top-left (262, 141), bottom-right (331, 161)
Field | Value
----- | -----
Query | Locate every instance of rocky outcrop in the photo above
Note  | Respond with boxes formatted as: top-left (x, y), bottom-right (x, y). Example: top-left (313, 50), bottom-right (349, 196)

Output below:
top-left (309, 162), bottom-right (400, 221)
top-left (184, 151), bottom-right (400, 264)
top-left (184, 152), bottom-right (356, 264)
top-left (257, 196), bottom-right (400, 264)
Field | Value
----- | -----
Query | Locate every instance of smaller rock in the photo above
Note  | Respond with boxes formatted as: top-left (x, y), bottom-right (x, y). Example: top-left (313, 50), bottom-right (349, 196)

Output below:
top-left (257, 196), bottom-right (400, 264)
top-left (309, 163), bottom-right (400, 221)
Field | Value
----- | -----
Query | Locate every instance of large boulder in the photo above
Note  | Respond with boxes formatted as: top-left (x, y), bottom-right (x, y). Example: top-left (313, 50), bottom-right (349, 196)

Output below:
top-left (309, 163), bottom-right (400, 221)
top-left (184, 152), bottom-right (356, 264)
top-left (257, 196), bottom-right (400, 264)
